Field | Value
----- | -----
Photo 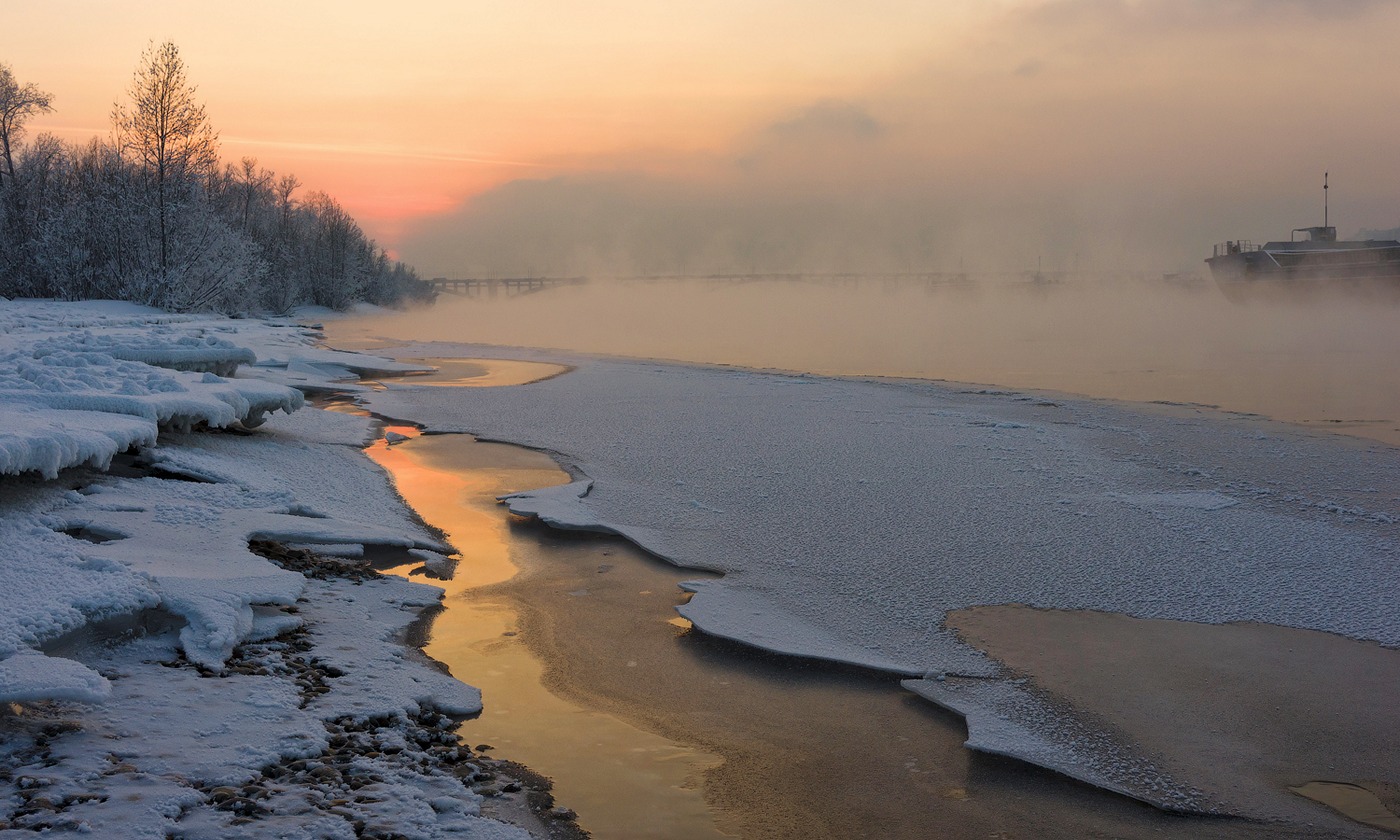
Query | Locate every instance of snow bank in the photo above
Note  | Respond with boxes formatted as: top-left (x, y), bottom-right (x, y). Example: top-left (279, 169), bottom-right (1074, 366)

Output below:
top-left (0, 300), bottom-right (445, 691)
top-left (38, 330), bottom-right (257, 375)
top-left (0, 347), bottom-right (303, 430)
top-left (0, 405), bottom-right (157, 479)
top-left (363, 346), bottom-right (1400, 814)
top-left (0, 303), bottom-right (529, 838)
top-left (0, 648), bottom-right (111, 704)
top-left (0, 409), bottom-right (517, 834)
top-left (0, 299), bottom-right (433, 479)
top-left (0, 481), bottom-right (159, 698)
top-left (0, 302), bottom-right (311, 477)
top-left (44, 438), bottom-right (445, 671)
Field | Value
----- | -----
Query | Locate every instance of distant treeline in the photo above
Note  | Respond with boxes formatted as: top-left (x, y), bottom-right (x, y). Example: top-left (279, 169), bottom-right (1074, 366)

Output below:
top-left (0, 43), bottom-right (432, 313)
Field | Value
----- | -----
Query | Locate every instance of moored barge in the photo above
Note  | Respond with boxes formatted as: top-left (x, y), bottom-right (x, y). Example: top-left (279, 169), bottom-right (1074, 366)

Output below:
top-left (1206, 175), bottom-right (1400, 299)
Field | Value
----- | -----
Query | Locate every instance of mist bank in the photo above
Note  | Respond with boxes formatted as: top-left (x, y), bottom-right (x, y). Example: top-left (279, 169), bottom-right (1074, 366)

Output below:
top-left (401, 0), bottom-right (1400, 279)
top-left (345, 275), bottom-right (1400, 444)
top-left (401, 165), bottom-right (1257, 279)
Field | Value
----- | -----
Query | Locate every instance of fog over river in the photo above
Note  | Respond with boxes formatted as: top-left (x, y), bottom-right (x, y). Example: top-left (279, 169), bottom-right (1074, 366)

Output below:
top-left (345, 275), bottom-right (1400, 445)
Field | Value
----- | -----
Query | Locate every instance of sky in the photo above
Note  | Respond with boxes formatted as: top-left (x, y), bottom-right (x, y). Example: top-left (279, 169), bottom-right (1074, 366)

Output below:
top-left (7, 0), bottom-right (1400, 275)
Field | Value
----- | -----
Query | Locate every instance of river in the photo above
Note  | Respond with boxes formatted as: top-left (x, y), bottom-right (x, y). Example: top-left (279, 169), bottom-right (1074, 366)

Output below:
top-left (320, 280), bottom-right (1399, 837)
top-left (339, 274), bottom-right (1400, 445)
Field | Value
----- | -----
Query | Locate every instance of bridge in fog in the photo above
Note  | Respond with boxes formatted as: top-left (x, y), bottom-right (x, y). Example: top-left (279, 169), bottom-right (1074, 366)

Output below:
top-left (428, 276), bottom-right (588, 296)
top-left (428, 272), bottom-right (979, 296)
top-left (427, 270), bottom-right (1195, 296)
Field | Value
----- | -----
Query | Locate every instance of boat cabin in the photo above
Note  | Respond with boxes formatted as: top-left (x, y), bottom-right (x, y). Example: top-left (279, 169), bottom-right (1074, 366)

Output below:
top-left (1292, 226), bottom-right (1337, 243)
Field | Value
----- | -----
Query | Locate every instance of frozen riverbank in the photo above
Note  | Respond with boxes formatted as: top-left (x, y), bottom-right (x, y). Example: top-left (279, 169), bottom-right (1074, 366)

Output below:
top-left (0, 301), bottom-right (560, 838)
top-left (347, 337), bottom-right (1400, 835)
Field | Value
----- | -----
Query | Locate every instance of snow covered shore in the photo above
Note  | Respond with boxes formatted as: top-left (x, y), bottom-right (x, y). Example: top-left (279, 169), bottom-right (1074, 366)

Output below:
top-left (355, 340), bottom-right (1400, 827)
top-left (0, 302), bottom-right (547, 838)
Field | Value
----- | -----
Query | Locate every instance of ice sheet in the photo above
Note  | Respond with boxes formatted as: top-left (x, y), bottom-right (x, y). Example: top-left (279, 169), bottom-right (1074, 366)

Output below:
top-left (363, 348), bottom-right (1400, 812)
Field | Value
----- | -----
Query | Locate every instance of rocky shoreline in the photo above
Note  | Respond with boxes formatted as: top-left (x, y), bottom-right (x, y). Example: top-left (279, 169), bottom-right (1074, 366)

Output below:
top-left (0, 302), bottom-right (591, 838)
top-left (1, 540), bottom-right (588, 840)
top-left (246, 541), bottom-right (591, 840)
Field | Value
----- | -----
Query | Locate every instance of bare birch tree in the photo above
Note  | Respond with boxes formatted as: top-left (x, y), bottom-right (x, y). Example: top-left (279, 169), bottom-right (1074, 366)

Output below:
top-left (234, 157), bottom-right (271, 233)
top-left (112, 41), bottom-right (218, 278)
top-left (0, 63), bottom-right (53, 189)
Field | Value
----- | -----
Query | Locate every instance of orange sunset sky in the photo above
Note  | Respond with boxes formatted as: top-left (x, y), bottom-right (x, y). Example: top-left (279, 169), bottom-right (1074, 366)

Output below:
top-left (8, 1), bottom-right (1400, 276)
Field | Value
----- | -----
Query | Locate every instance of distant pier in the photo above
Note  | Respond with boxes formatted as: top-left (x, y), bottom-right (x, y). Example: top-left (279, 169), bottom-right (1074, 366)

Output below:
top-left (428, 276), bottom-right (587, 296)
top-left (428, 272), bottom-right (976, 296)
top-left (426, 270), bottom-right (1189, 296)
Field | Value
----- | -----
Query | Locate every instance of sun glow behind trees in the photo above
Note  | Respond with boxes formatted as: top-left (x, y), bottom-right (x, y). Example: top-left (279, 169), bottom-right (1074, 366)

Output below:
top-left (0, 44), bottom-right (430, 313)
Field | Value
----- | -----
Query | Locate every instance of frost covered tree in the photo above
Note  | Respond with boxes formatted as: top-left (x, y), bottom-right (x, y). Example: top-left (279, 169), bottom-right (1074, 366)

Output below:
top-left (0, 63), bottom-right (53, 189)
top-left (113, 41), bottom-right (219, 286)
top-left (2, 132), bottom-right (70, 295)
top-left (0, 63), bottom-right (55, 286)
top-left (260, 173), bottom-right (305, 310)
top-left (233, 156), bottom-right (272, 234)
top-left (0, 46), bottom-right (432, 311)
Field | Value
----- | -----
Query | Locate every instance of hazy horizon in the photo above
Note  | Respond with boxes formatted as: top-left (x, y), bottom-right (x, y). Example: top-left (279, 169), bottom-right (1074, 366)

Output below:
top-left (10, 1), bottom-right (1400, 278)
top-left (336, 274), bottom-right (1400, 446)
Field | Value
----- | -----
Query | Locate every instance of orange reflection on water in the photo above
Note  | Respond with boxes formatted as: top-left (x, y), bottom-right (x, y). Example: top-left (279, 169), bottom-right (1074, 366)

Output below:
top-left (364, 424), bottom-right (728, 840)
top-left (366, 425), bottom-right (526, 585)
top-left (365, 425), bottom-right (561, 589)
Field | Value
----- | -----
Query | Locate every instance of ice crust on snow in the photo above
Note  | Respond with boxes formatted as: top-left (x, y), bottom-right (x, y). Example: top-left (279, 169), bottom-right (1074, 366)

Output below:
top-left (0, 302), bottom-right (306, 477)
top-left (0, 405), bottom-right (157, 479)
top-left (0, 302), bottom-right (530, 838)
top-left (0, 649), bottom-right (112, 704)
top-left (36, 330), bottom-right (257, 375)
top-left (677, 580), bottom-right (923, 675)
top-left (904, 675), bottom-right (1210, 813)
top-left (363, 345), bottom-right (1400, 812)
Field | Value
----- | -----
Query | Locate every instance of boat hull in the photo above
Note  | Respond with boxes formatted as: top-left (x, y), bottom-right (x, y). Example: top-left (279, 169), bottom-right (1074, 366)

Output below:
top-left (1207, 244), bottom-right (1400, 302)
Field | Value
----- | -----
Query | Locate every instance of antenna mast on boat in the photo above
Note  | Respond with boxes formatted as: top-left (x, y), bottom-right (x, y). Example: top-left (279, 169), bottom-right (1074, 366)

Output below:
top-left (1324, 171), bottom-right (1329, 228)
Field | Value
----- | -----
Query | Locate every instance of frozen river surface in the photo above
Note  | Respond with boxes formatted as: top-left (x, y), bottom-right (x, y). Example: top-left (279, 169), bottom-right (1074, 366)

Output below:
top-left (359, 340), bottom-right (1400, 821)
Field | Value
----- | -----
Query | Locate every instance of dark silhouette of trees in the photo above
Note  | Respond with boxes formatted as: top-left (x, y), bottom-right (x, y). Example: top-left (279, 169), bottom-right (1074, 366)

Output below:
top-left (0, 63), bottom-right (53, 189)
